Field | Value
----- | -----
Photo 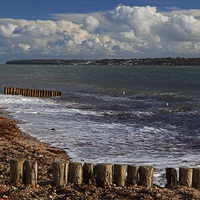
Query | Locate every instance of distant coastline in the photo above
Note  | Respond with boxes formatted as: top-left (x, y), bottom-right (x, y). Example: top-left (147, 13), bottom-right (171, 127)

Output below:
top-left (6, 57), bottom-right (200, 66)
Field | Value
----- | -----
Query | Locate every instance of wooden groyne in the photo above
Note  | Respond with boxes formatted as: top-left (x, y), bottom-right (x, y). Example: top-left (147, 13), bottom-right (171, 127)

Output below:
top-left (4, 87), bottom-right (62, 98)
top-left (10, 159), bottom-right (200, 189)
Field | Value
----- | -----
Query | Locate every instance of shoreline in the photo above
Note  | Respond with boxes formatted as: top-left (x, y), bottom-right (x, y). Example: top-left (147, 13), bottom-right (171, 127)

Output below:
top-left (0, 109), bottom-right (200, 199)
top-left (6, 57), bottom-right (200, 66)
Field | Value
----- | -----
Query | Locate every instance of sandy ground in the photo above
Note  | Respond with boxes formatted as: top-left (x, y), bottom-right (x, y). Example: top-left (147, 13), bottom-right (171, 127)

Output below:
top-left (0, 111), bottom-right (200, 199)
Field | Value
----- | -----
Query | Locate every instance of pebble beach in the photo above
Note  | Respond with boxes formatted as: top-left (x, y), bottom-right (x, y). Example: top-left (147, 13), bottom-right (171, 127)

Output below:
top-left (0, 110), bottom-right (200, 200)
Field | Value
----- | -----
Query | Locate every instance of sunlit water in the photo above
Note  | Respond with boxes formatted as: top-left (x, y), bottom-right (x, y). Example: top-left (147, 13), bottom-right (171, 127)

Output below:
top-left (0, 64), bottom-right (199, 186)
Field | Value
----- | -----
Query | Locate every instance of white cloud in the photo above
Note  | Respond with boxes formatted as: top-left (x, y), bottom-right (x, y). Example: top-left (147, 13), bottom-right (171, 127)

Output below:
top-left (0, 23), bottom-right (18, 37)
top-left (1, 5), bottom-right (200, 62)
top-left (18, 43), bottom-right (31, 52)
top-left (14, 24), bottom-right (51, 37)
top-left (162, 9), bottom-right (200, 19)
top-left (83, 16), bottom-right (100, 32)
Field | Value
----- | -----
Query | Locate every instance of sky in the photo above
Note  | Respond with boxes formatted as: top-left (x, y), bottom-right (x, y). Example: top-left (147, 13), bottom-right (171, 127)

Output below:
top-left (0, 0), bottom-right (200, 63)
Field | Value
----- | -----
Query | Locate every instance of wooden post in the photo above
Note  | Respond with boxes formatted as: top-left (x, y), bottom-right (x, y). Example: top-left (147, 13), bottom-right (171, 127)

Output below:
top-left (27, 89), bottom-right (30, 96)
top-left (127, 165), bottom-right (139, 185)
top-left (10, 87), bottom-right (13, 95)
top-left (44, 90), bottom-right (47, 97)
top-left (179, 167), bottom-right (193, 187)
top-left (12, 88), bottom-right (15, 94)
top-left (166, 168), bottom-right (178, 187)
top-left (31, 89), bottom-right (34, 97)
top-left (113, 164), bottom-right (126, 187)
top-left (42, 90), bottom-right (45, 97)
top-left (68, 162), bottom-right (82, 185)
top-left (22, 89), bottom-right (25, 96)
top-left (6, 87), bottom-right (8, 94)
top-left (5, 87), bottom-right (7, 94)
top-left (10, 158), bottom-right (24, 185)
top-left (52, 161), bottom-right (68, 187)
top-left (96, 163), bottom-right (113, 187)
top-left (16, 88), bottom-right (19, 95)
top-left (4, 87), bottom-right (6, 94)
top-left (34, 90), bottom-right (37, 97)
top-left (139, 166), bottom-right (154, 188)
top-left (83, 163), bottom-right (94, 184)
top-left (23, 160), bottom-right (37, 186)
top-left (192, 168), bottom-right (200, 189)
top-left (19, 88), bottom-right (21, 95)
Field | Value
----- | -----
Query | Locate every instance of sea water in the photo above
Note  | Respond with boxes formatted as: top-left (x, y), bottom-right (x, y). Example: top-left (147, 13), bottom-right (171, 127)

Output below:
top-left (0, 64), bottom-right (199, 186)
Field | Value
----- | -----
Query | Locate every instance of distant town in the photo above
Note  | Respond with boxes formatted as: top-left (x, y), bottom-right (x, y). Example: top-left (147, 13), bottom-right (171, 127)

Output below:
top-left (6, 57), bottom-right (200, 66)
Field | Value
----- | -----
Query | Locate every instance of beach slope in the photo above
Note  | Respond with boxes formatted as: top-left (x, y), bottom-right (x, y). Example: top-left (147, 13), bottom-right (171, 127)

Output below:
top-left (0, 115), bottom-right (200, 199)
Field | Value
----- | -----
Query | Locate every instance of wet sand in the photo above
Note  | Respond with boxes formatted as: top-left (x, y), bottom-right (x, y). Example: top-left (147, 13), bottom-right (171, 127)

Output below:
top-left (0, 111), bottom-right (200, 199)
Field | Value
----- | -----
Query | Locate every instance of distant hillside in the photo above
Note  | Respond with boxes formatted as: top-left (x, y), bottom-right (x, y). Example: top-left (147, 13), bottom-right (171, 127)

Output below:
top-left (6, 57), bottom-right (200, 66)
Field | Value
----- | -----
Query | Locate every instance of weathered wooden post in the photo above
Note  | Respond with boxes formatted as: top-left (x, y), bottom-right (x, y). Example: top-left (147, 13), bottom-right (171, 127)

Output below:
top-left (51, 91), bottom-right (54, 97)
top-left (19, 88), bottom-right (22, 95)
top-left (83, 163), bottom-right (95, 184)
top-left (23, 160), bottom-right (37, 186)
top-left (10, 87), bottom-right (13, 95)
top-left (23, 88), bottom-right (25, 95)
top-left (27, 89), bottom-right (30, 96)
top-left (192, 168), bottom-right (200, 189)
top-left (166, 167), bottom-right (178, 187)
top-left (127, 165), bottom-right (139, 185)
top-left (16, 88), bottom-right (19, 95)
top-left (13, 88), bottom-right (16, 95)
top-left (113, 164), bottom-right (126, 187)
top-left (179, 167), bottom-right (193, 187)
top-left (44, 90), bottom-right (48, 98)
top-left (5, 87), bottom-right (8, 94)
top-left (34, 90), bottom-right (37, 97)
top-left (8, 87), bottom-right (11, 94)
top-left (96, 163), bottom-right (113, 187)
top-left (42, 90), bottom-right (45, 97)
top-left (4, 87), bottom-right (6, 94)
top-left (68, 162), bottom-right (82, 185)
top-left (10, 158), bottom-right (24, 185)
top-left (139, 166), bottom-right (154, 188)
top-left (52, 161), bottom-right (68, 187)
top-left (31, 89), bottom-right (34, 97)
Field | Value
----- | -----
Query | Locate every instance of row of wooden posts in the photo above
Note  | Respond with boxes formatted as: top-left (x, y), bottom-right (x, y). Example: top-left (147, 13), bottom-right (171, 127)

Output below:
top-left (10, 159), bottom-right (200, 189)
top-left (4, 87), bottom-right (62, 98)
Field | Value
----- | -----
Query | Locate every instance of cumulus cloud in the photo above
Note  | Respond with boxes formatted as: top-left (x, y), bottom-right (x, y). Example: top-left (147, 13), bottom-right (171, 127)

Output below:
top-left (162, 9), bottom-right (200, 19)
top-left (0, 23), bottom-right (18, 37)
top-left (0, 4), bottom-right (200, 62)
top-left (18, 43), bottom-right (30, 52)
top-left (14, 24), bottom-right (51, 37)
top-left (83, 16), bottom-right (100, 32)
top-left (160, 14), bottom-right (200, 41)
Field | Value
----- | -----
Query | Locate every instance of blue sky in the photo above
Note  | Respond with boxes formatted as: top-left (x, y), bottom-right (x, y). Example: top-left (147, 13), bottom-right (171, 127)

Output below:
top-left (0, 0), bottom-right (200, 63)
top-left (0, 0), bottom-right (199, 20)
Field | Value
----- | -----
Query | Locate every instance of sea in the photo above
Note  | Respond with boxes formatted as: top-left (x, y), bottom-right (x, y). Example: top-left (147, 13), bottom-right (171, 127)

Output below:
top-left (0, 64), bottom-right (199, 186)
